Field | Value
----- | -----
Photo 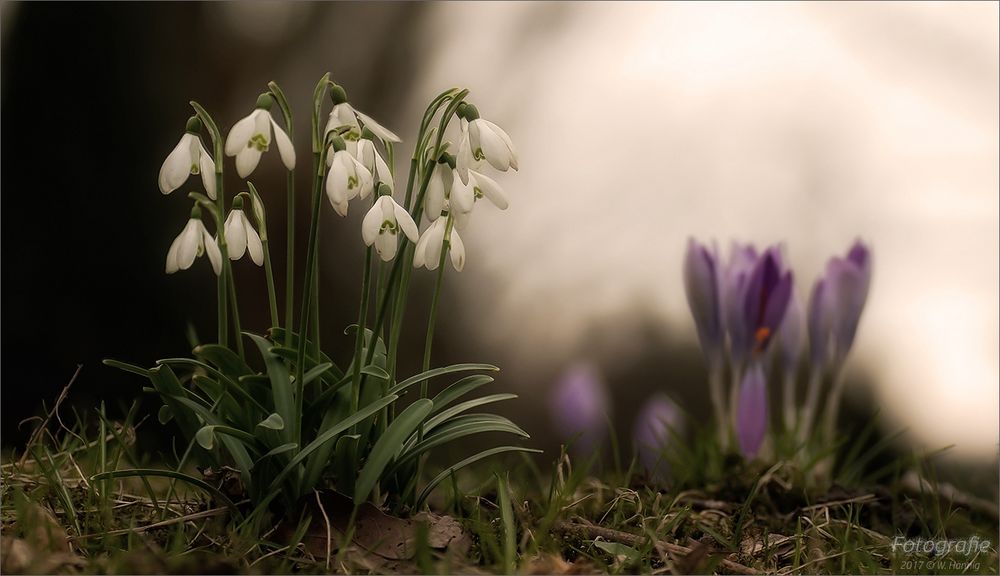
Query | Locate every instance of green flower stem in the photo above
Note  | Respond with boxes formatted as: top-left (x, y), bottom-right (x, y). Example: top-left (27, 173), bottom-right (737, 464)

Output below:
top-left (266, 80), bottom-right (297, 344)
top-left (708, 356), bottom-right (727, 450)
top-left (225, 259), bottom-right (245, 360)
top-left (262, 237), bottom-right (280, 329)
top-left (351, 246), bottom-right (374, 425)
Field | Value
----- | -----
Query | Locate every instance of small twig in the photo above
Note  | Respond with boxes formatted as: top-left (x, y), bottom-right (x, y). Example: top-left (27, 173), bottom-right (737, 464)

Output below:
top-left (18, 365), bottom-right (82, 467)
top-left (315, 489), bottom-right (333, 572)
top-left (552, 520), bottom-right (759, 574)
top-left (901, 471), bottom-right (999, 522)
top-left (68, 506), bottom-right (227, 540)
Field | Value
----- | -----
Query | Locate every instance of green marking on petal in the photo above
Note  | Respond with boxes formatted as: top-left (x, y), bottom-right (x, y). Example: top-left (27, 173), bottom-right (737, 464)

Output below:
top-left (250, 133), bottom-right (270, 152)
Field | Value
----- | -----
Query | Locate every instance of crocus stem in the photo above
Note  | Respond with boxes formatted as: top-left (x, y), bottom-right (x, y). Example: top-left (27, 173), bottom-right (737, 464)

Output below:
top-left (708, 358), bottom-right (728, 450)
top-left (262, 238), bottom-right (280, 329)
top-left (782, 368), bottom-right (797, 435)
top-left (728, 363), bottom-right (743, 449)
top-left (351, 246), bottom-right (374, 423)
top-left (821, 366), bottom-right (847, 447)
top-left (285, 170), bottom-right (295, 345)
top-left (225, 260), bottom-right (245, 360)
top-left (798, 368), bottom-right (824, 446)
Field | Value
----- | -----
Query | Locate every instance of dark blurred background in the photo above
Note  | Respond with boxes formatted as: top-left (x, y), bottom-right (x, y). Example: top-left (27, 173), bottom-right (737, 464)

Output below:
top-left (2, 3), bottom-right (997, 486)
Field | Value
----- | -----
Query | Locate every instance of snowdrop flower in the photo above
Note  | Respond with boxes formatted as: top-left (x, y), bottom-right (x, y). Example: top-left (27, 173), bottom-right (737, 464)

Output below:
top-left (735, 361), bottom-right (768, 458)
top-left (449, 169), bottom-right (508, 230)
top-left (323, 84), bottom-right (401, 144)
top-left (550, 363), bottom-right (609, 455)
top-left (325, 139), bottom-right (374, 217)
top-left (158, 117), bottom-right (216, 199)
top-left (165, 206), bottom-right (221, 275)
top-left (225, 94), bottom-right (295, 178)
top-left (413, 215), bottom-right (465, 272)
top-left (351, 138), bottom-right (395, 191)
top-left (424, 158), bottom-right (456, 221)
top-left (223, 196), bottom-right (263, 266)
top-left (361, 193), bottom-right (419, 262)
top-left (456, 103), bottom-right (518, 184)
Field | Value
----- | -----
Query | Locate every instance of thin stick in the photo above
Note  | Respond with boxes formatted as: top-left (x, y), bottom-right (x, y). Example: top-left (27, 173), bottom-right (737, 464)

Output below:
top-left (19, 365), bottom-right (82, 467)
top-left (552, 521), bottom-right (759, 574)
top-left (314, 489), bottom-right (333, 571)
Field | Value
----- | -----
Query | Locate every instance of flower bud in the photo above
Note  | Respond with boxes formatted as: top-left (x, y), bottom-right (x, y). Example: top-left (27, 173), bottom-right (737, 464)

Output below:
top-left (550, 363), bottom-right (609, 455)
top-left (190, 203), bottom-right (202, 219)
top-left (460, 102), bottom-right (480, 121)
top-left (232, 194), bottom-right (245, 210)
top-left (376, 182), bottom-right (392, 198)
top-left (633, 393), bottom-right (684, 481)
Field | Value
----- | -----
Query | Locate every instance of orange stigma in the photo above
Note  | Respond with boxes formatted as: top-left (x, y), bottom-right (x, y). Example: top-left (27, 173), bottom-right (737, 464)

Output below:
top-left (754, 326), bottom-right (771, 343)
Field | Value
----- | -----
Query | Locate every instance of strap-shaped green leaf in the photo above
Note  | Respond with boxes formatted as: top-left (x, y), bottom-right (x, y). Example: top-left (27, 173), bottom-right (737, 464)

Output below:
top-left (429, 375), bottom-right (495, 414)
top-left (422, 394), bottom-right (518, 433)
top-left (354, 398), bottom-right (433, 505)
top-left (92, 469), bottom-right (238, 514)
top-left (388, 363), bottom-right (499, 396)
top-left (393, 414), bottom-right (529, 474)
top-left (193, 344), bottom-right (253, 377)
top-left (247, 334), bottom-right (295, 445)
top-left (415, 446), bottom-right (543, 508)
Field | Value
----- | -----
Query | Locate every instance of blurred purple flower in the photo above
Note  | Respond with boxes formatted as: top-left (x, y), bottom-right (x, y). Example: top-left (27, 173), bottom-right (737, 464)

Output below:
top-left (779, 288), bottom-right (804, 367)
top-left (808, 240), bottom-right (872, 367)
top-left (683, 239), bottom-right (723, 358)
top-left (633, 393), bottom-right (684, 479)
top-left (736, 361), bottom-right (768, 457)
top-left (723, 244), bottom-right (793, 365)
top-left (550, 363), bottom-right (609, 454)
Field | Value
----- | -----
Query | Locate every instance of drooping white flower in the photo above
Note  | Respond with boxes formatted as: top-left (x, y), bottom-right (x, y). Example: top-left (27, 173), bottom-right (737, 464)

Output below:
top-left (413, 216), bottom-right (466, 272)
top-left (456, 109), bottom-right (517, 184)
top-left (361, 195), bottom-right (419, 262)
top-left (424, 161), bottom-right (455, 221)
top-left (351, 139), bottom-right (395, 191)
top-left (324, 98), bottom-right (401, 144)
top-left (165, 211), bottom-right (221, 275)
top-left (225, 96), bottom-right (295, 178)
top-left (449, 169), bottom-right (508, 229)
top-left (158, 125), bottom-right (216, 199)
top-left (224, 207), bottom-right (263, 266)
top-left (325, 149), bottom-right (373, 217)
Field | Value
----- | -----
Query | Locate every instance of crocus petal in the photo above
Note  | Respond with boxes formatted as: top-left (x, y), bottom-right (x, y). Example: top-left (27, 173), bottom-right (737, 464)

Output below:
top-left (736, 362), bottom-right (768, 457)
top-left (356, 109), bottom-right (401, 143)
top-left (779, 290), bottom-right (804, 367)
top-left (683, 239), bottom-right (722, 356)
top-left (393, 201), bottom-right (419, 243)
top-left (176, 219), bottom-right (202, 271)
top-left (550, 363), bottom-right (609, 454)
top-left (374, 230), bottom-right (398, 262)
top-left (235, 147), bottom-right (262, 179)
top-left (245, 218), bottom-right (264, 266)
top-left (198, 142), bottom-right (217, 200)
top-left (361, 201), bottom-right (383, 246)
top-left (269, 116), bottom-right (296, 170)
top-left (470, 170), bottom-right (508, 210)
top-left (201, 228), bottom-right (222, 276)
top-left (225, 113), bottom-right (256, 157)
top-left (225, 210), bottom-right (247, 260)
top-left (807, 278), bottom-right (834, 367)
top-left (449, 228), bottom-right (465, 271)
top-left (158, 134), bottom-right (194, 194)
top-left (633, 393), bottom-right (683, 479)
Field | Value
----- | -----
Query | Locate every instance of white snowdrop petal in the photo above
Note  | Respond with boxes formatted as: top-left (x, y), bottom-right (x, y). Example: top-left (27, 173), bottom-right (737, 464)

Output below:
top-left (456, 131), bottom-right (473, 185)
top-left (356, 109), bottom-right (401, 143)
top-left (449, 229), bottom-right (466, 272)
top-left (253, 109), bottom-right (271, 146)
top-left (453, 209), bottom-right (471, 231)
top-left (482, 120), bottom-right (518, 169)
top-left (165, 232), bottom-right (184, 274)
top-left (393, 201), bottom-right (419, 243)
top-left (451, 178), bottom-right (476, 213)
top-left (176, 220), bottom-right (201, 271)
top-left (470, 170), bottom-right (508, 210)
top-left (226, 114), bottom-right (256, 157)
top-left (270, 116), bottom-right (296, 170)
top-left (202, 228), bottom-right (222, 275)
top-left (374, 149), bottom-right (394, 191)
top-left (413, 233), bottom-right (429, 269)
top-left (375, 232), bottom-right (397, 262)
top-left (425, 221), bottom-right (445, 270)
top-left (475, 120), bottom-right (511, 171)
top-left (245, 219), bottom-right (264, 266)
top-left (226, 210), bottom-right (248, 260)
top-left (361, 202), bottom-right (383, 246)
top-left (199, 142), bottom-right (217, 200)
top-left (235, 147), bottom-right (262, 179)
top-left (159, 134), bottom-right (194, 194)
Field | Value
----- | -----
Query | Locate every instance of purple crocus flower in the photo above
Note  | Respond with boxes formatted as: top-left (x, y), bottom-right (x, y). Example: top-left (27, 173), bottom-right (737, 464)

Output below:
top-left (808, 240), bottom-right (872, 367)
top-left (550, 363), bottom-right (609, 454)
top-left (724, 245), bottom-right (793, 365)
top-left (735, 361), bottom-right (768, 457)
top-left (779, 288), bottom-right (804, 367)
top-left (683, 238), bottom-right (723, 358)
top-left (633, 393), bottom-right (684, 480)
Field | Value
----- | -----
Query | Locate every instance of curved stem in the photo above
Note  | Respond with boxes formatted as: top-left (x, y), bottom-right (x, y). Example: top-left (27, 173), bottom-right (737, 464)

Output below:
top-left (782, 367), bottom-right (797, 435)
top-left (821, 365), bottom-right (847, 446)
top-left (707, 357), bottom-right (727, 450)
top-left (798, 368), bottom-right (825, 446)
top-left (351, 246), bottom-right (374, 423)
top-left (225, 259), bottom-right (245, 360)
top-left (262, 238), bottom-right (280, 329)
top-left (285, 170), bottom-right (295, 344)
